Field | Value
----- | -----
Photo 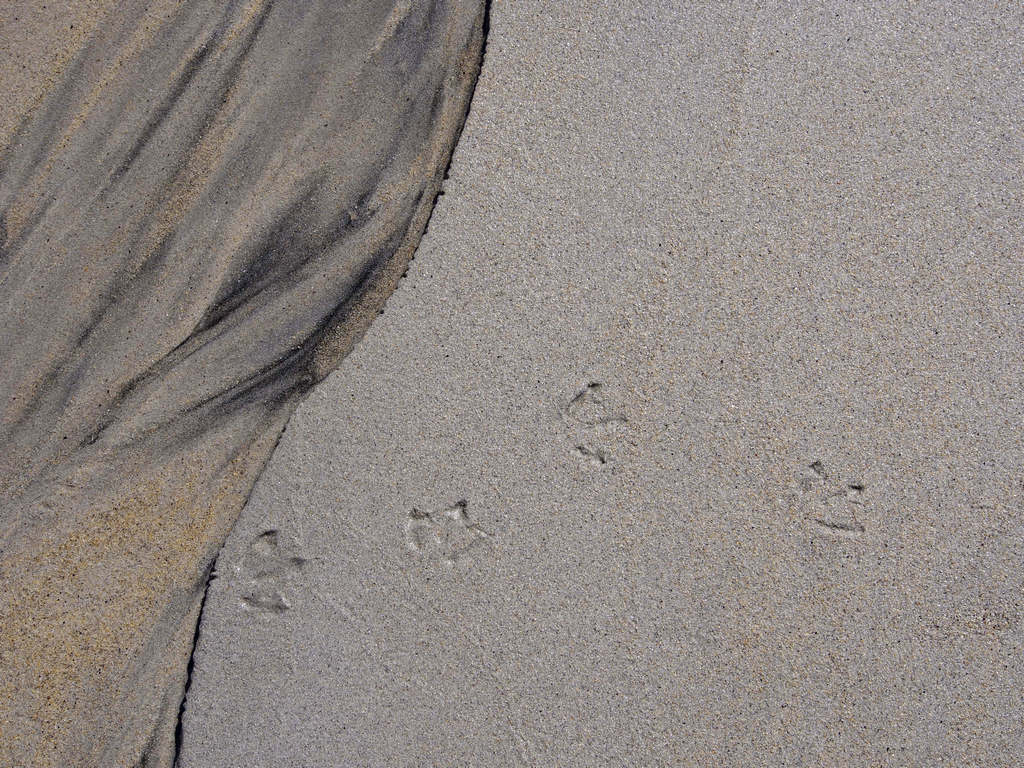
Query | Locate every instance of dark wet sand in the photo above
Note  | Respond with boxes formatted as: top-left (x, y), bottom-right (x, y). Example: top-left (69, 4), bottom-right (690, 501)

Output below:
top-left (0, 2), bottom-right (485, 765)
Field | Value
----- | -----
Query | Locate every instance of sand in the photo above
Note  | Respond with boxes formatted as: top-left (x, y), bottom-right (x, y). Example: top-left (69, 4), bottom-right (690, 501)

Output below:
top-left (0, 2), bottom-right (485, 765)
top-left (178, 1), bottom-right (1024, 766)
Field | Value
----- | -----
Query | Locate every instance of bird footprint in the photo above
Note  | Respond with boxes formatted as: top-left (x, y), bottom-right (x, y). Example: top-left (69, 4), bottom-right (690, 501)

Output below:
top-left (235, 530), bottom-right (307, 613)
top-left (797, 461), bottom-right (866, 536)
top-left (404, 500), bottom-right (492, 567)
top-left (563, 382), bottom-right (627, 469)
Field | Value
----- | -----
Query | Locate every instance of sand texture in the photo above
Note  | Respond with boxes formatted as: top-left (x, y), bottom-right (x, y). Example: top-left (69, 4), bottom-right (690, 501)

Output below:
top-left (0, 1), bottom-right (485, 765)
top-left (179, 1), bottom-right (1024, 766)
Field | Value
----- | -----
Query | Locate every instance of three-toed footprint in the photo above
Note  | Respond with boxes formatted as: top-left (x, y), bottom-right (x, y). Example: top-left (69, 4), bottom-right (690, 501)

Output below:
top-left (563, 382), bottom-right (627, 469)
top-left (795, 460), bottom-right (867, 536)
top-left (404, 499), bottom-right (492, 567)
top-left (234, 530), bottom-right (307, 613)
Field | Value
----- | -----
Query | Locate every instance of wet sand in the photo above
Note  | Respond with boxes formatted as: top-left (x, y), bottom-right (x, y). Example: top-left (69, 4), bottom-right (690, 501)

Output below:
top-left (0, 1), bottom-right (485, 765)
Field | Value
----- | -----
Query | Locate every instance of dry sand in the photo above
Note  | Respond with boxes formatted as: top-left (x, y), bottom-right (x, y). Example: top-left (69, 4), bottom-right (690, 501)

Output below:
top-left (0, 2), bottom-right (485, 765)
top-left (180, 1), bottom-right (1024, 766)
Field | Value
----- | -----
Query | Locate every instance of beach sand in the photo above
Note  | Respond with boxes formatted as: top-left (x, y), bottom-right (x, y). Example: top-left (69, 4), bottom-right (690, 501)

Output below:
top-left (0, 2), bottom-right (484, 765)
top-left (178, 1), bottom-right (1024, 766)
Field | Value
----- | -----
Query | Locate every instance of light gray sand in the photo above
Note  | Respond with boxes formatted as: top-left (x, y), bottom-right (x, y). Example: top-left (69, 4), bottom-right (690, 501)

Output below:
top-left (180, 1), bottom-right (1024, 765)
top-left (0, 2), bottom-right (484, 765)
